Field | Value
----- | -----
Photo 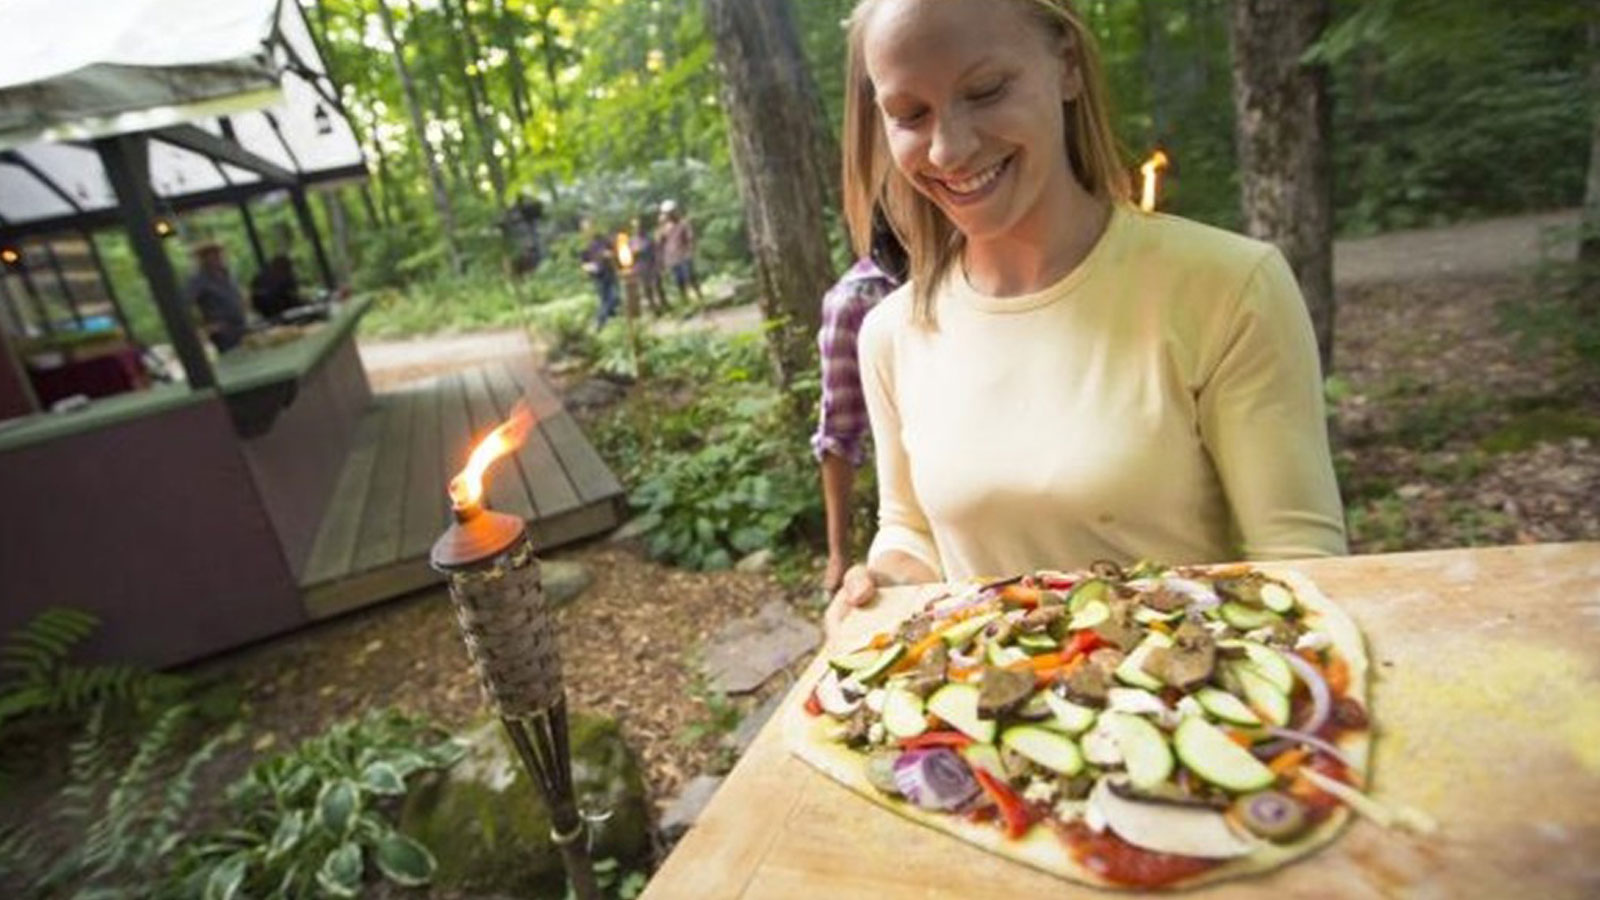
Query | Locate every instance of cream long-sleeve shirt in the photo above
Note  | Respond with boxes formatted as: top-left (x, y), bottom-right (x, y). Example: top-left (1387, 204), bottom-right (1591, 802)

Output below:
top-left (858, 205), bottom-right (1347, 580)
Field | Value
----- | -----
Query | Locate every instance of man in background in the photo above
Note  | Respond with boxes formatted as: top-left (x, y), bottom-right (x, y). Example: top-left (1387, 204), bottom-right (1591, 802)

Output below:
top-left (185, 241), bottom-right (247, 352)
top-left (657, 200), bottom-right (703, 306)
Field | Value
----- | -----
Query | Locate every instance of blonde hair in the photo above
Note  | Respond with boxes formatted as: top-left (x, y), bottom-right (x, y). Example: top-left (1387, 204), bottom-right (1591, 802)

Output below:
top-left (842, 0), bottom-right (1130, 325)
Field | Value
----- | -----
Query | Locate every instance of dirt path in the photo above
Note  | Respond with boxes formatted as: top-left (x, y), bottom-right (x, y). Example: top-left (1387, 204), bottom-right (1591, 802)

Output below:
top-left (1332, 209), bottom-right (1578, 285)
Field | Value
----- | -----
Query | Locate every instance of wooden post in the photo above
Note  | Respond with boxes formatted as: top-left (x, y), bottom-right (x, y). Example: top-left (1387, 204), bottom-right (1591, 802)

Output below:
top-left (94, 134), bottom-right (215, 390)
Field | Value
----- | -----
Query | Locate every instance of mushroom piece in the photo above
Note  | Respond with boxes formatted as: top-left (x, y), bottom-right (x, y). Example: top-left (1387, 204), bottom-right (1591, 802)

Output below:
top-left (904, 643), bottom-right (949, 698)
top-left (1142, 586), bottom-right (1189, 613)
top-left (1063, 661), bottom-right (1111, 706)
top-left (977, 666), bottom-right (1035, 717)
top-left (1144, 620), bottom-right (1217, 692)
top-left (1089, 779), bottom-right (1261, 859)
top-left (1087, 647), bottom-right (1126, 675)
top-left (1093, 598), bottom-right (1145, 651)
top-left (1021, 605), bottom-right (1066, 633)
top-left (896, 613), bottom-right (934, 645)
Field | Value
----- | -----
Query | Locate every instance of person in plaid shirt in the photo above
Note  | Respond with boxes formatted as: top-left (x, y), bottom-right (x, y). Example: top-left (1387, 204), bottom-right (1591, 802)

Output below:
top-left (813, 210), bottom-right (908, 593)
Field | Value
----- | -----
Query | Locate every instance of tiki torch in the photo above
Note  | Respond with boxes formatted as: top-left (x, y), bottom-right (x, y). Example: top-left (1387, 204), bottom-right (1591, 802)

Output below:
top-left (1139, 150), bottom-right (1170, 212)
top-left (430, 407), bottom-right (602, 900)
top-left (613, 231), bottom-right (642, 376)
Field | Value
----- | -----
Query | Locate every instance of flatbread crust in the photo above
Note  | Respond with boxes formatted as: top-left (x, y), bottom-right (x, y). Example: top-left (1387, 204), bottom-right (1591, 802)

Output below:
top-left (784, 566), bottom-right (1372, 890)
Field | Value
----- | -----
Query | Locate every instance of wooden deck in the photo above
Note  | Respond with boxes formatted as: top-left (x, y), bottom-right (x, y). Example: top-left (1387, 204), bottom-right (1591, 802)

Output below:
top-left (300, 360), bottom-right (625, 619)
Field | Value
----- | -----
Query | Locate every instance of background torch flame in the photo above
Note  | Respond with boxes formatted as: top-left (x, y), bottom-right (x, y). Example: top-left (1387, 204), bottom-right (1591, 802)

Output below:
top-left (448, 405), bottom-right (535, 510)
top-left (1139, 150), bottom-right (1170, 212)
top-left (615, 232), bottom-right (633, 269)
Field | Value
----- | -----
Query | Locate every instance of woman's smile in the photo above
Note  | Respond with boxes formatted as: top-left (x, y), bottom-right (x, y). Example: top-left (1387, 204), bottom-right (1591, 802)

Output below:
top-left (924, 154), bottom-right (1014, 207)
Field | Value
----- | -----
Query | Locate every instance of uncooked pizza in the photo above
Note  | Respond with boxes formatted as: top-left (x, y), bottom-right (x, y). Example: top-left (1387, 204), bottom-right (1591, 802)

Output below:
top-left (785, 561), bottom-right (1378, 890)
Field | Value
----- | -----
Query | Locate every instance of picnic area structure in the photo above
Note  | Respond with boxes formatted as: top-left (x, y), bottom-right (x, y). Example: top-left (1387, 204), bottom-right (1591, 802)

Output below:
top-left (0, 0), bottom-right (623, 667)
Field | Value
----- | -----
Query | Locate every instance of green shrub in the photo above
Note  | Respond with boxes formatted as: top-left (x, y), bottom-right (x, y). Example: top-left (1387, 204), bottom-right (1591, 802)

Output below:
top-left (589, 330), bottom-right (823, 571)
top-left (169, 709), bottom-right (464, 900)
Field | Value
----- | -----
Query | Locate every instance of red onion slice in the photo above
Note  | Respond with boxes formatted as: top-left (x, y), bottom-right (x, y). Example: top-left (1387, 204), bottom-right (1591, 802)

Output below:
top-left (892, 748), bottom-right (981, 811)
top-left (1278, 649), bottom-right (1331, 735)
top-left (1262, 727), bottom-right (1356, 772)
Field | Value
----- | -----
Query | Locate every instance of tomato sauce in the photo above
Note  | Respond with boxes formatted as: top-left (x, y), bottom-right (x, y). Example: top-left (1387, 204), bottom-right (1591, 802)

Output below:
top-left (1055, 822), bottom-right (1220, 888)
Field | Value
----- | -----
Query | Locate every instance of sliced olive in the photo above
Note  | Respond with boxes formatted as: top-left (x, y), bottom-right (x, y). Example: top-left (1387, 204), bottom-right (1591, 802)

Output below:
top-left (1233, 790), bottom-right (1309, 841)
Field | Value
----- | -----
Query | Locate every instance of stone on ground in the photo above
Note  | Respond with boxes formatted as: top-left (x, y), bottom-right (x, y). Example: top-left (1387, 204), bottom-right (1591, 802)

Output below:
top-left (722, 689), bottom-right (786, 756)
top-left (699, 600), bottom-right (819, 695)
top-left (540, 559), bottom-right (594, 607)
top-left (400, 714), bottom-right (651, 899)
top-left (734, 548), bottom-right (773, 573)
top-left (658, 774), bottom-right (724, 844)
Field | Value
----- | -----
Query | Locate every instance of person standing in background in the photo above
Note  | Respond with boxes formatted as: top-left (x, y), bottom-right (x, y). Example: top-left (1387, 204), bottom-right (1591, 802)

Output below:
top-left (579, 217), bottom-right (620, 327)
top-left (813, 208), bottom-right (908, 594)
top-left (632, 213), bottom-right (669, 315)
top-left (658, 200), bottom-right (704, 305)
top-left (185, 241), bottom-right (247, 352)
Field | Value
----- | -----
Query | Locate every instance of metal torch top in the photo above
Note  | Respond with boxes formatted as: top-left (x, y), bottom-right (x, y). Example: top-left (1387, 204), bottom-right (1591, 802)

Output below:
top-left (430, 503), bottom-right (528, 571)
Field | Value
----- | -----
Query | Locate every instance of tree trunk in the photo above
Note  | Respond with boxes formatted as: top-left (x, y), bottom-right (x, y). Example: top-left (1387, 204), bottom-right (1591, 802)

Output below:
top-left (377, 0), bottom-right (462, 274)
top-left (1581, 14), bottom-right (1600, 267)
top-left (703, 0), bottom-right (834, 390)
top-left (447, 0), bottom-right (509, 206)
top-left (539, 7), bottom-right (566, 114)
top-left (1227, 0), bottom-right (1335, 372)
top-left (494, 0), bottom-right (531, 128)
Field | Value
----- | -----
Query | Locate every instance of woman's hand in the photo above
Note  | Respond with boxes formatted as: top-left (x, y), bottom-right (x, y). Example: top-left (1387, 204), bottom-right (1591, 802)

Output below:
top-left (824, 564), bottom-right (879, 640)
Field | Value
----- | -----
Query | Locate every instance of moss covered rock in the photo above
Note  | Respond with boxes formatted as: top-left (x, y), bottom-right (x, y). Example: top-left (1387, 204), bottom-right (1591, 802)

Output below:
top-left (399, 714), bottom-right (651, 898)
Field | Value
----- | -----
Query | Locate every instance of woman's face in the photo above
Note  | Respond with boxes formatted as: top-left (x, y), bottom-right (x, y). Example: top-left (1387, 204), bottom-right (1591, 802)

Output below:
top-left (862, 0), bottom-right (1081, 245)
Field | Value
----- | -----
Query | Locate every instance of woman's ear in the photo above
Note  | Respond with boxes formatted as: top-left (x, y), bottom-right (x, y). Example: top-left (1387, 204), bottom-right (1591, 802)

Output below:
top-left (1057, 32), bottom-right (1084, 102)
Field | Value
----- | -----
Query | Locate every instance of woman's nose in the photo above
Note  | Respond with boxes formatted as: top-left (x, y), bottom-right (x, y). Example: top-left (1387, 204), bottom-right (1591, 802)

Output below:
top-left (928, 109), bottom-right (979, 172)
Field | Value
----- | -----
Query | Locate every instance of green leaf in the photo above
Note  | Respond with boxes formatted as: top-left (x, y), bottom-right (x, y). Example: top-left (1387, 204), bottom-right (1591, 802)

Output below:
top-left (266, 810), bottom-right (305, 860)
top-left (360, 761), bottom-right (406, 796)
top-left (729, 526), bottom-right (767, 553)
top-left (202, 853), bottom-right (250, 900)
top-left (373, 831), bottom-right (436, 886)
top-left (316, 779), bottom-right (361, 835)
top-left (315, 842), bottom-right (364, 898)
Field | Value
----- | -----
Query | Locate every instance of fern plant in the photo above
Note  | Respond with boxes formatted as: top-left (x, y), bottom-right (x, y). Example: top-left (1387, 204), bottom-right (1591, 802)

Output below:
top-left (0, 608), bottom-right (185, 732)
top-left (10, 702), bottom-right (241, 899)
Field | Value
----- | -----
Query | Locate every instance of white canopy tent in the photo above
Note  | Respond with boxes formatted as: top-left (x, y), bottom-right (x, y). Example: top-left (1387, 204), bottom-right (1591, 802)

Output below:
top-left (0, 0), bottom-right (368, 392)
top-left (0, 0), bottom-right (366, 240)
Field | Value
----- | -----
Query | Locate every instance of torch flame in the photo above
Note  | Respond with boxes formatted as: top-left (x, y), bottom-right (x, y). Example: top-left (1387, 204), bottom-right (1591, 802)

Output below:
top-left (1139, 150), bottom-right (1170, 212)
top-left (448, 405), bottom-right (535, 511)
top-left (615, 232), bottom-right (633, 270)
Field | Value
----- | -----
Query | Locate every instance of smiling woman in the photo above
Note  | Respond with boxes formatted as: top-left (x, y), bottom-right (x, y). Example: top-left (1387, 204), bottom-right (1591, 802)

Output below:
top-left (827, 0), bottom-right (1348, 628)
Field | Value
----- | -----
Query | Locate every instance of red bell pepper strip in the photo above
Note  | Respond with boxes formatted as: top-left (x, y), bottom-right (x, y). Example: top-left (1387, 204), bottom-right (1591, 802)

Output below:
top-left (973, 767), bottom-right (1035, 839)
top-left (1063, 630), bottom-right (1108, 660)
top-left (804, 689), bottom-right (823, 717)
top-left (898, 730), bottom-right (973, 750)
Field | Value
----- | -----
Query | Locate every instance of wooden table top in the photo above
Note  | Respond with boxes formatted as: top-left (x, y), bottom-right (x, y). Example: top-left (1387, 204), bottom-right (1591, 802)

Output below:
top-left (643, 543), bottom-right (1600, 899)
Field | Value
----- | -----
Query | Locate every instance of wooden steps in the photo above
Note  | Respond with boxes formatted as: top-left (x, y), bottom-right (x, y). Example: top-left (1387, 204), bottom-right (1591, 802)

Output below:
top-left (300, 360), bottom-right (625, 619)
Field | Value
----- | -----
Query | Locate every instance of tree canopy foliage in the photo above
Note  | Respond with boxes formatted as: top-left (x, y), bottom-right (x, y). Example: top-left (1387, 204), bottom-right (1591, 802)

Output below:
top-left (111, 0), bottom-right (1588, 318)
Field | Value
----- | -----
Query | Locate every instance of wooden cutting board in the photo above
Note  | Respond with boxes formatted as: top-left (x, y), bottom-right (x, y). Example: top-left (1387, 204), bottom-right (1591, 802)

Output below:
top-left (643, 543), bottom-right (1600, 899)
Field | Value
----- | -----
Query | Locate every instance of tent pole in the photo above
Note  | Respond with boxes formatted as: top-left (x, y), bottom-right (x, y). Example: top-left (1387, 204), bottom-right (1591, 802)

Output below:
top-left (94, 134), bottom-right (215, 390)
top-left (42, 241), bottom-right (85, 328)
top-left (238, 199), bottom-right (267, 272)
top-left (15, 257), bottom-right (54, 337)
top-left (82, 231), bottom-right (134, 340)
top-left (291, 187), bottom-right (335, 290)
